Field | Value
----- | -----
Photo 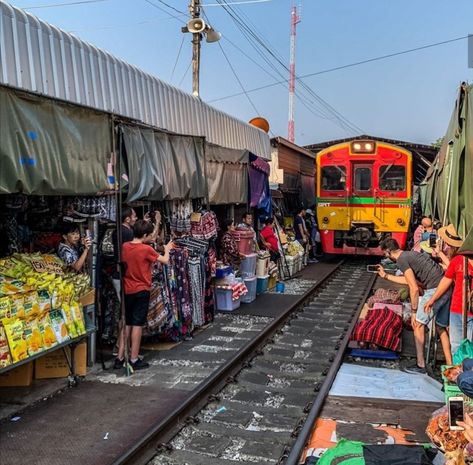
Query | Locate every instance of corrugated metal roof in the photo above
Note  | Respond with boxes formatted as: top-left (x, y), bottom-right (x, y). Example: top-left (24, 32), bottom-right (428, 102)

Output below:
top-left (0, 1), bottom-right (270, 159)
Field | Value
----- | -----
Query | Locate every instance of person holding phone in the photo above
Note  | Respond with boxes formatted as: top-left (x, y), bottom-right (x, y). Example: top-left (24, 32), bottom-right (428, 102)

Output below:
top-left (58, 223), bottom-right (92, 272)
top-left (114, 220), bottom-right (174, 371)
top-left (378, 238), bottom-right (453, 373)
top-left (412, 216), bottom-right (434, 252)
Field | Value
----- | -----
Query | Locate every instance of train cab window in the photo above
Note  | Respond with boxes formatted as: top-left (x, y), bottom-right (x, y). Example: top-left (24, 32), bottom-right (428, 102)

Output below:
top-left (321, 166), bottom-right (346, 191)
top-left (354, 167), bottom-right (372, 192)
top-left (379, 165), bottom-right (406, 191)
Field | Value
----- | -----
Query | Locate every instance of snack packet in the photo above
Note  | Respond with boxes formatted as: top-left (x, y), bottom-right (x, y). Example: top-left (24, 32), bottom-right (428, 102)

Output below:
top-left (0, 276), bottom-right (32, 295)
top-left (3, 319), bottom-right (28, 363)
top-left (38, 313), bottom-right (57, 349)
top-left (38, 290), bottom-right (51, 314)
top-left (0, 325), bottom-right (12, 368)
top-left (10, 294), bottom-right (26, 320)
top-left (23, 318), bottom-right (44, 356)
top-left (49, 309), bottom-right (70, 343)
top-left (0, 296), bottom-right (12, 320)
top-left (70, 301), bottom-right (86, 336)
top-left (23, 292), bottom-right (40, 319)
top-left (61, 304), bottom-right (78, 339)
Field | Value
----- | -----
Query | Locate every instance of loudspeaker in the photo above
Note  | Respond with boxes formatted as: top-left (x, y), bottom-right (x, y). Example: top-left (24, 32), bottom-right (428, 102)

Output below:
top-left (187, 18), bottom-right (206, 33)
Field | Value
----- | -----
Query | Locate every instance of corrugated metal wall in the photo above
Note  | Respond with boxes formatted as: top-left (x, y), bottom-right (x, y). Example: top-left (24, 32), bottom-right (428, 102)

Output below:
top-left (0, 2), bottom-right (270, 159)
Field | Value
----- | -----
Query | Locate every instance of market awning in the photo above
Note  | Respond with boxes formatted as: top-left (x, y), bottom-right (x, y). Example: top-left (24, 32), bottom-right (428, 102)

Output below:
top-left (206, 144), bottom-right (248, 205)
top-left (121, 125), bottom-right (205, 202)
top-left (0, 85), bottom-right (111, 195)
top-left (421, 83), bottom-right (473, 237)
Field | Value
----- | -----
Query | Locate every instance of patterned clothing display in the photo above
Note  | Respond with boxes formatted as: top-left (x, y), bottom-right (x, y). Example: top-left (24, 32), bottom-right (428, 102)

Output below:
top-left (351, 306), bottom-right (403, 351)
top-left (366, 288), bottom-right (401, 308)
top-left (221, 232), bottom-right (240, 267)
top-left (145, 237), bottom-right (215, 341)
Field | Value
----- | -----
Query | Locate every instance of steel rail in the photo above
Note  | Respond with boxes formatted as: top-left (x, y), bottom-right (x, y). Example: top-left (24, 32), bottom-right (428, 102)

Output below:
top-left (284, 271), bottom-right (378, 465)
top-left (112, 260), bottom-right (345, 465)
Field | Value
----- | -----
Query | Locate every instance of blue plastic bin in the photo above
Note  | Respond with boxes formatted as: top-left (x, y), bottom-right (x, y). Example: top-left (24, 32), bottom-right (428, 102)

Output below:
top-left (241, 276), bottom-right (257, 304)
top-left (256, 275), bottom-right (269, 295)
top-left (215, 287), bottom-right (241, 311)
top-left (216, 266), bottom-right (233, 279)
top-left (240, 253), bottom-right (257, 278)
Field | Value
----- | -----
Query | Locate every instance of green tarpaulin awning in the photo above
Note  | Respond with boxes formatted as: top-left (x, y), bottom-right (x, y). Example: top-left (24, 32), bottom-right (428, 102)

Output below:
top-left (0, 85), bottom-right (111, 195)
top-left (421, 83), bottom-right (473, 238)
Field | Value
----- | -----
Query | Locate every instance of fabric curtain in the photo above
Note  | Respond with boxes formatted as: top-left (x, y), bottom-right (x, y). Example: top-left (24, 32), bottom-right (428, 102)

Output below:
top-left (121, 125), bottom-right (205, 202)
top-left (249, 154), bottom-right (271, 215)
top-left (205, 143), bottom-right (248, 204)
top-left (0, 85), bottom-right (111, 195)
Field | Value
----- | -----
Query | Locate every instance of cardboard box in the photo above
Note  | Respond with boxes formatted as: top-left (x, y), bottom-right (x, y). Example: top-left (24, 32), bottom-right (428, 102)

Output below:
top-left (0, 362), bottom-right (34, 387)
top-left (79, 289), bottom-right (95, 306)
top-left (35, 342), bottom-right (87, 379)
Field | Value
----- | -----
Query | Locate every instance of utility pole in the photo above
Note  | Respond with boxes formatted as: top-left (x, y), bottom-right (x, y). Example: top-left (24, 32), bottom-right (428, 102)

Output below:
top-left (190, 0), bottom-right (201, 98)
top-left (287, 3), bottom-right (301, 143)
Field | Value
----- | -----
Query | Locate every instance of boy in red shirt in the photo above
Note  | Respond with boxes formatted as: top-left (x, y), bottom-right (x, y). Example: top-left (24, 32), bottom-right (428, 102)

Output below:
top-left (114, 220), bottom-right (174, 370)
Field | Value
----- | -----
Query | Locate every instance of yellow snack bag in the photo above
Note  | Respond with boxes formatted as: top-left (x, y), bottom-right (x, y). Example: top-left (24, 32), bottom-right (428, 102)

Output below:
top-left (61, 304), bottom-right (78, 339)
top-left (10, 294), bottom-right (26, 320)
top-left (23, 318), bottom-right (44, 356)
top-left (38, 290), bottom-right (51, 314)
top-left (38, 313), bottom-right (57, 349)
top-left (49, 309), bottom-right (70, 343)
top-left (0, 325), bottom-right (12, 368)
top-left (3, 319), bottom-right (28, 363)
top-left (70, 301), bottom-right (86, 336)
top-left (23, 292), bottom-right (40, 319)
top-left (0, 296), bottom-right (12, 320)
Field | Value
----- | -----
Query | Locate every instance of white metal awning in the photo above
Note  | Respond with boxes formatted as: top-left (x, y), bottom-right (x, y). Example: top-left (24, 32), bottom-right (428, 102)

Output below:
top-left (0, 1), bottom-right (270, 159)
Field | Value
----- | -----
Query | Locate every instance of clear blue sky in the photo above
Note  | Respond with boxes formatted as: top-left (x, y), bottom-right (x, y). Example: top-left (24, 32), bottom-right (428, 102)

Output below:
top-left (9, 0), bottom-right (473, 146)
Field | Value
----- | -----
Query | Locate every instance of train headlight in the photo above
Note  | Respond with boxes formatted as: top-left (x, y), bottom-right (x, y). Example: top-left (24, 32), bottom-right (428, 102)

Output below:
top-left (322, 216), bottom-right (329, 224)
top-left (351, 140), bottom-right (376, 154)
top-left (397, 218), bottom-right (405, 226)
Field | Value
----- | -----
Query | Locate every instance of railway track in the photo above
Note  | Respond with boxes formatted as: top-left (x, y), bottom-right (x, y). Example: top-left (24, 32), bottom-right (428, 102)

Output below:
top-left (118, 260), bottom-right (377, 465)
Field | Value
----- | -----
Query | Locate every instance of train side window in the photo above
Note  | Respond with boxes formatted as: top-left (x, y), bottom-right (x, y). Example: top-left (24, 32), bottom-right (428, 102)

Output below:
top-left (379, 165), bottom-right (406, 191)
top-left (321, 166), bottom-right (346, 191)
top-left (354, 167), bottom-right (371, 191)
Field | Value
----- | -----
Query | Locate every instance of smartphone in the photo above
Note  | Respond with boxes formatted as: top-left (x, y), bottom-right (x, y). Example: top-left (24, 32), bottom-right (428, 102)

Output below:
top-left (366, 265), bottom-right (379, 273)
top-left (448, 396), bottom-right (465, 430)
top-left (429, 233), bottom-right (437, 248)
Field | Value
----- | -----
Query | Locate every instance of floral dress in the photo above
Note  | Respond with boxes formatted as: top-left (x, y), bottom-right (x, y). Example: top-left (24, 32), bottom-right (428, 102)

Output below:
top-left (221, 232), bottom-right (240, 267)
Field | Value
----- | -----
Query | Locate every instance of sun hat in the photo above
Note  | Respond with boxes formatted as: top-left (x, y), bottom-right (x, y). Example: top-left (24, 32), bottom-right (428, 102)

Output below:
top-left (419, 241), bottom-right (433, 254)
top-left (438, 224), bottom-right (464, 248)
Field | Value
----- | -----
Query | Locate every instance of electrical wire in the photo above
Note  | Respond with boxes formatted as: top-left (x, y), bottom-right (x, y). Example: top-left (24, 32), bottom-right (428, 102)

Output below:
top-left (143, 0), bottom-right (186, 20)
top-left (214, 0), bottom-right (362, 134)
top-left (178, 60), bottom-right (192, 87)
top-left (152, 0), bottom-right (186, 15)
top-left (22, 0), bottom-right (108, 9)
top-left (170, 35), bottom-right (185, 82)
top-left (209, 35), bottom-right (469, 101)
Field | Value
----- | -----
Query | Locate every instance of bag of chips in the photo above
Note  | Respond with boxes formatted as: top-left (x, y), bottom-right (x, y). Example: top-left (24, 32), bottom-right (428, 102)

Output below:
top-left (23, 292), bottom-right (40, 319)
top-left (38, 290), bottom-right (51, 314)
top-left (0, 296), bottom-right (12, 320)
top-left (38, 312), bottom-right (57, 349)
top-left (3, 319), bottom-right (28, 363)
top-left (49, 309), bottom-right (70, 343)
top-left (70, 301), bottom-right (86, 336)
top-left (10, 294), bottom-right (26, 320)
top-left (0, 325), bottom-right (12, 368)
top-left (23, 318), bottom-right (44, 356)
top-left (61, 304), bottom-right (78, 339)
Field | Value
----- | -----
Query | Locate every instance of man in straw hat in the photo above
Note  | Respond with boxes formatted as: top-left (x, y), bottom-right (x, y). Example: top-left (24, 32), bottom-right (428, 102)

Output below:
top-left (425, 225), bottom-right (473, 355)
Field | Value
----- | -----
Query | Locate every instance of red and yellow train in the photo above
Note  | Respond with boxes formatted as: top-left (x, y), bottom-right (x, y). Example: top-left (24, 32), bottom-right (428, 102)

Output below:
top-left (316, 139), bottom-right (412, 255)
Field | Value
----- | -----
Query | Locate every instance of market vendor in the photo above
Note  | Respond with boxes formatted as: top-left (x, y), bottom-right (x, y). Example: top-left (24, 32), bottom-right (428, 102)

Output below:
top-left (57, 223), bottom-right (91, 272)
top-left (220, 219), bottom-right (242, 268)
top-left (260, 217), bottom-right (281, 262)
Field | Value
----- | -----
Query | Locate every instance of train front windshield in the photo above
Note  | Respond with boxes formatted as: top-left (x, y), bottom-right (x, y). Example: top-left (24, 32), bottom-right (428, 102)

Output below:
top-left (379, 165), bottom-right (406, 191)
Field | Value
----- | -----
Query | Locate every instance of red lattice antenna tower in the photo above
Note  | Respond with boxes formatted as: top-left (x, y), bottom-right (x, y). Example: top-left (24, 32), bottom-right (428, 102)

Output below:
top-left (288, 3), bottom-right (301, 143)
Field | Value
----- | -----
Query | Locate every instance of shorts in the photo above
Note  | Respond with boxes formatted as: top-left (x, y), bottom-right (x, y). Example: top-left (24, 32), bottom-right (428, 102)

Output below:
top-left (416, 287), bottom-right (452, 328)
top-left (124, 290), bottom-right (150, 326)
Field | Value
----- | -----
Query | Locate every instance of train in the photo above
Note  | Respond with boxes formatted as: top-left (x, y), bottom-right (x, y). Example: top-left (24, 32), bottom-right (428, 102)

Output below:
top-left (315, 139), bottom-right (413, 255)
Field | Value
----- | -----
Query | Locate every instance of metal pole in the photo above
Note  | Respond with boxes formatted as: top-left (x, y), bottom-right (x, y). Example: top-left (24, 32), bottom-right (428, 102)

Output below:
top-left (190, 0), bottom-right (201, 98)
